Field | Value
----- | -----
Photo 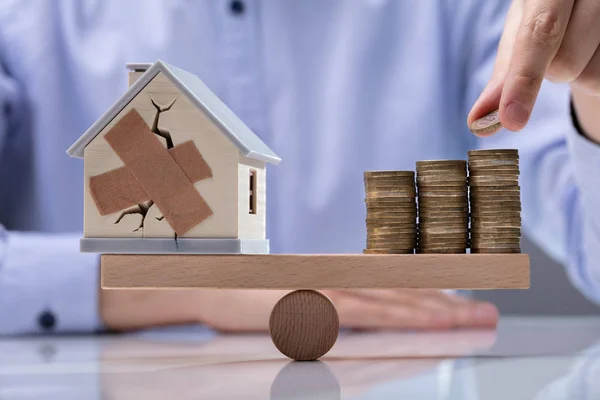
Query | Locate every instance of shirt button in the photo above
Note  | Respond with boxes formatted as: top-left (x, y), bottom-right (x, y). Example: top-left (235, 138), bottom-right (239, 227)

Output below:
top-left (229, 0), bottom-right (245, 16)
top-left (38, 310), bottom-right (57, 331)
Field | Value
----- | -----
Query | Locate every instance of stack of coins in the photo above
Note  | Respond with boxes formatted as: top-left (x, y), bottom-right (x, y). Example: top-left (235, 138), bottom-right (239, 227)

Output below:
top-left (468, 149), bottom-right (521, 253)
top-left (363, 171), bottom-right (417, 254)
top-left (416, 161), bottom-right (469, 253)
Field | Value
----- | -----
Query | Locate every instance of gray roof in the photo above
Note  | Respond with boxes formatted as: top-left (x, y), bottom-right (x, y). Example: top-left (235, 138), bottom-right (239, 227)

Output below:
top-left (67, 60), bottom-right (281, 164)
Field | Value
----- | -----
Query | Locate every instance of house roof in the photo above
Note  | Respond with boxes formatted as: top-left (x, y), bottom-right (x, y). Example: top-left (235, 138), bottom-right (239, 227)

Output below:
top-left (67, 60), bottom-right (281, 165)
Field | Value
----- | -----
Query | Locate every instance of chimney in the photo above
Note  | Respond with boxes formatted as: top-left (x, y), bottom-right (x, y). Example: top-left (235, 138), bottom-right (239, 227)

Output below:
top-left (126, 63), bottom-right (152, 87)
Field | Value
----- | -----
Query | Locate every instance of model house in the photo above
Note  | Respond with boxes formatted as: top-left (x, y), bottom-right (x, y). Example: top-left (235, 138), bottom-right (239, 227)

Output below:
top-left (67, 60), bottom-right (280, 254)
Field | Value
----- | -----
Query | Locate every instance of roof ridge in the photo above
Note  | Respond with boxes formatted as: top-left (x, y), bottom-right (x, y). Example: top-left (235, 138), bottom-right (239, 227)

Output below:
top-left (67, 60), bottom-right (280, 165)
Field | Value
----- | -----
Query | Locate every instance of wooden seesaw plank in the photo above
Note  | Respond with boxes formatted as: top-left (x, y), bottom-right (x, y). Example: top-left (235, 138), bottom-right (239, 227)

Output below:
top-left (101, 254), bottom-right (530, 290)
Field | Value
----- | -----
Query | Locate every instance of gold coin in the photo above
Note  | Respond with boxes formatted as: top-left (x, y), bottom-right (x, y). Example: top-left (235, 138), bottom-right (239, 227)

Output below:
top-left (468, 163), bottom-right (520, 169)
top-left (368, 231), bottom-right (417, 238)
top-left (367, 246), bottom-right (418, 252)
top-left (471, 242), bottom-right (521, 248)
top-left (365, 170), bottom-right (415, 177)
top-left (365, 178), bottom-right (415, 184)
top-left (469, 195), bottom-right (521, 201)
top-left (470, 213), bottom-right (521, 219)
top-left (417, 176), bottom-right (467, 184)
top-left (419, 207), bottom-right (469, 213)
top-left (471, 240), bottom-right (523, 247)
top-left (368, 234), bottom-right (418, 241)
top-left (418, 242), bottom-right (468, 248)
top-left (366, 222), bottom-right (417, 228)
top-left (420, 218), bottom-right (469, 224)
top-left (468, 156), bottom-right (519, 163)
top-left (367, 209), bottom-right (417, 215)
top-left (419, 198), bottom-right (469, 204)
top-left (470, 218), bottom-right (521, 225)
top-left (419, 215), bottom-right (470, 221)
top-left (416, 170), bottom-right (467, 177)
top-left (420, 222), bottom-right (468, 228)
top-left (419, 201), bottom-right (469, 208)
top-left (419, 226), bottom-right (469, 237)
top-left (468, 181), bottom-right (520, 188)
top-left (471, 248), bottom-right (521, 254)
top-left (469, 175), bottom-right (519, 183)
top-left (468, 160), bottom-right (519, 168)
top-left (366, 207), bottom-right (418, 213)
top-left (470, 200), bottom-right (521, 207)
top-left (418, 233), bottom-right (469, 239)
top-left (366, 223), bottom-right (417, 228)
top-left (468, 110), bottom-right (502, 134)
top-left (366, 193), bottom-right (416, 200)
top-left (366, 197), bottom-right (417, 203)
top-left (367, 239), bottom-right (417, 245)
top-left (470, 227), bottom-right (521, 234)
top-left (417, 181), bottom-right (469, 188)
top-left (470, 207), bottom-right (522, 214)
top-left (368, 227), bottom-right (417, 234)
top-left (419, 237), bottom-right (469, 247)
top-left (470, 236), bottom-right (521, 243)
top-left (417, 248), bottom-right (467, 254)
top-left (470, 185), bottom-right (520, 191)
top-left (418, 192), bottom-right (468, 198)
top-left (417, 160), bottom-right (467, 167)
top-left (363, 249), bottom-right (414, 254)
top-left (467, 149), bottom-right (518, 157)
top-left (471, 224), bottom-right (522, 230)
top-left (366, 211), bottom-right (417, 217)
top-left (469, 169), bottom-right (519, 177)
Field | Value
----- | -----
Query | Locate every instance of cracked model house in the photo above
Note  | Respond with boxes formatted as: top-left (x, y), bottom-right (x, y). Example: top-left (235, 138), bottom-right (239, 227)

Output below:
top-left (67, 60), bottom-right (281, 254)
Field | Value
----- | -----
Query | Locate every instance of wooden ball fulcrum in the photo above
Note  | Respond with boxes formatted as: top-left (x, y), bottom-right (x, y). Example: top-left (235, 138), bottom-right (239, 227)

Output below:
top-left (269, 290), bottom-right (339, 361)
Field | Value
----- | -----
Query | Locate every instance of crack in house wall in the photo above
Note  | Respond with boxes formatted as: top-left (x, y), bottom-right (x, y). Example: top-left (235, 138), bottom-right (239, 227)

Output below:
top-left (114, 95), bottom-right (178, 238)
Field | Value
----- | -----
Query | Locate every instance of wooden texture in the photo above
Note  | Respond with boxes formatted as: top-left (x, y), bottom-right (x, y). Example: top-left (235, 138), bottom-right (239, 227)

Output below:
top-left (84, 72), bottom-right (240, 238)
top-left (101, 253), bottom-right (530, 289)
top-left (237, 155), bottom-right (266, 239)
top-left (269, 290), bottom-right (339, 361)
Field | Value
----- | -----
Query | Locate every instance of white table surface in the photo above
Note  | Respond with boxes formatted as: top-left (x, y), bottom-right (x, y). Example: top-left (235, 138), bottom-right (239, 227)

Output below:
top-left (1, 316), bottom-right (599, 399)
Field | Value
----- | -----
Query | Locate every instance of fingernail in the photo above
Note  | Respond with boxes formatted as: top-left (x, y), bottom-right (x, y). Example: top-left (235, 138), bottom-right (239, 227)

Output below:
top-left (506, 102), bottom-right (530, 126)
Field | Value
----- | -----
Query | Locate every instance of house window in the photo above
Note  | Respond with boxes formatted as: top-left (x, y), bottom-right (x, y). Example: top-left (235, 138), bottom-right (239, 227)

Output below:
top-left (249, 170), bottom-right (257, 214)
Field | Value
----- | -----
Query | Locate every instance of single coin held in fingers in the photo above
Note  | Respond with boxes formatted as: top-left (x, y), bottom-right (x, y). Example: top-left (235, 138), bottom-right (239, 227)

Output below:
top-left (470, 110), bottom-right (503, 135)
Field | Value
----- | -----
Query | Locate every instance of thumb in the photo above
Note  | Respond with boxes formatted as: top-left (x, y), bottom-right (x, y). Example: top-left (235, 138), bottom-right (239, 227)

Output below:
top-left (467, 0), bottom-right (523, 136)
top-left (468, 78), bottom-right (505, 137)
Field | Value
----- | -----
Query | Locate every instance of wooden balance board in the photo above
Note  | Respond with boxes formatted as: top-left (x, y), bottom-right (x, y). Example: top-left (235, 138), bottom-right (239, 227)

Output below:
top-left (101, 253), bottom-right (530, 361)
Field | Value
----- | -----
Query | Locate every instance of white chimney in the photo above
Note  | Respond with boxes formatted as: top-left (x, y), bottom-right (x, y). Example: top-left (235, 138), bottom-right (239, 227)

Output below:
top-left (126, 63), bottom-right (152, 87)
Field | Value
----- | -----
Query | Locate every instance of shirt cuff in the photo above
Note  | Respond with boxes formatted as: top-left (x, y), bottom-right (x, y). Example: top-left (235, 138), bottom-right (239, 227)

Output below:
top-left (0, 231), bottom-right (103, 335)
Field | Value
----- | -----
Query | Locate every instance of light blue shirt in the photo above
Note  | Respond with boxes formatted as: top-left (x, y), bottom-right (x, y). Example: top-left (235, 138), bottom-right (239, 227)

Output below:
top-left (1, 0), bottom-right (600, 335)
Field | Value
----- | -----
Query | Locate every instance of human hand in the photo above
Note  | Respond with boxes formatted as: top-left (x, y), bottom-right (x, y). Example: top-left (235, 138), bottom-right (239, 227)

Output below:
top-left (469, 0), bottom-right (600, 134)
top-left (197, 289), bottom-right (498, 332)
top-left (101, 288), bottom-right (498, 332)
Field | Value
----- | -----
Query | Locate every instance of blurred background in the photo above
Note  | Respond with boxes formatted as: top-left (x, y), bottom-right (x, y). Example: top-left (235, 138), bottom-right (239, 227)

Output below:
top-left (474, 235), bottom-right (600, 315)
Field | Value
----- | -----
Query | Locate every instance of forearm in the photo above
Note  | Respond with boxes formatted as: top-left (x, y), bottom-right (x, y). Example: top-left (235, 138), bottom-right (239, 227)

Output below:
top-left (571, 87), bottom-right (600, 145)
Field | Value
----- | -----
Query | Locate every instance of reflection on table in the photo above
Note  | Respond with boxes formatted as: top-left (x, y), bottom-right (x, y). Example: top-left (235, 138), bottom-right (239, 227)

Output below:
top-left (0, 317), bottom-right (599, 399)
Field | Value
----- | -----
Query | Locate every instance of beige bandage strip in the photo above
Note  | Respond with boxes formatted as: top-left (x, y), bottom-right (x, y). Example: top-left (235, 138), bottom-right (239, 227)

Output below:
top-left (99, 109), bottom-right (213, 235)
top-left (89, 140), bottom-right (213, 216)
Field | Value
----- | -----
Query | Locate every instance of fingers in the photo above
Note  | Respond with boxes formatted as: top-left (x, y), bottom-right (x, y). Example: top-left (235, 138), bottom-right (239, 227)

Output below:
top-left (332, 292), bottom-right (454, 331)
top-left (499, 0), bottom-right (574, 131)
top-left (330, 290), bottom-right (499, 331)
top-left (468, 0), bottom-right (521, 131)
top-left (547, 0), bottom-right (600, 83)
